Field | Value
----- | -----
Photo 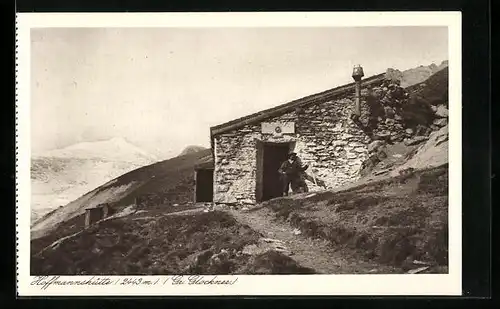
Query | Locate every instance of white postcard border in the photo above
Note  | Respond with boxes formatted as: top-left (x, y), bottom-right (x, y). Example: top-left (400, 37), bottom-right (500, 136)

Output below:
top-left (16, 11), bottom-right (462, 296)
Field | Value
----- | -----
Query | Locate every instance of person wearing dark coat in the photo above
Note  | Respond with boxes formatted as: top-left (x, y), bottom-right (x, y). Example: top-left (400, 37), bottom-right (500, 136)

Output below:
top-left (278, 152), bottom-right (309, 196)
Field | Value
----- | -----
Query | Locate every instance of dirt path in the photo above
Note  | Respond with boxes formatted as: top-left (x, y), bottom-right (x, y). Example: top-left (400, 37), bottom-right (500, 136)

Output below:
top-left (132, 206), bottom-right (205, 218)
top-left (156, 207), bottom-right (205, 217)
top-left (229, 207), bottom-right (399, 274)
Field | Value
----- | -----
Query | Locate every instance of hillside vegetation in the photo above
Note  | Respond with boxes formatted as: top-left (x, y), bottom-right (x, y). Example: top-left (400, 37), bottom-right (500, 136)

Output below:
top-left (253, 164), bottom-right (448, 271)
top-left (32, 210), bottom-right (315, 275)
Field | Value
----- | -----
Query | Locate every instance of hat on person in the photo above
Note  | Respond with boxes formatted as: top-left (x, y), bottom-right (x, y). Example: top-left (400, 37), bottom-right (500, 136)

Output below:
top-left (288, 152), bottom-right (297, 158)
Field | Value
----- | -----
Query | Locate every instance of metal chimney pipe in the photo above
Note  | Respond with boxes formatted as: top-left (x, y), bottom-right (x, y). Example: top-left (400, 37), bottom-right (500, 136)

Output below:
top-left (351, 64), bottom-right (364, 121)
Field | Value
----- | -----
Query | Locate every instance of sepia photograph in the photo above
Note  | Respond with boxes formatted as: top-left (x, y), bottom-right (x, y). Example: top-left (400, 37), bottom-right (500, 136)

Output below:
top-left (16, 12), bottom-right (462, 296)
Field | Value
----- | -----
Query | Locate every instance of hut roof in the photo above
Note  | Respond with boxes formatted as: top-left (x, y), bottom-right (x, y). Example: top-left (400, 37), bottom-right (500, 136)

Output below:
top-left (85, 203), bottom-right (109, 211)
top-left (209, 72), bottom-right (386, 138)
top-left (194, 154), bottom-right (214, 170)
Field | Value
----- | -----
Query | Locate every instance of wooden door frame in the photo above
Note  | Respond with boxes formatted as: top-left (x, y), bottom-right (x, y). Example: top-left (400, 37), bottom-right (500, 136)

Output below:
top-left (194, 168), bottom-right (214, 203)
top-left (255, 139), bottom-right (295, 203)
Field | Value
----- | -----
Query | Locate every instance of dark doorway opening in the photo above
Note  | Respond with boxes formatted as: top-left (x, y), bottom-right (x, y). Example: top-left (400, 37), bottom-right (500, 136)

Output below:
top-left (256, 142), bottom-right (293, 202)
top-left (195, 169), bottom-right (213, 202)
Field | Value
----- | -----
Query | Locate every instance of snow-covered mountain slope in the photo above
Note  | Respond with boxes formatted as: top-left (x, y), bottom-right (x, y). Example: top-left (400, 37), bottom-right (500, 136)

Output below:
top-left (36, 137), bottom-right (157, 164)
top-left (31, 149), bottom-right (211, 239)
top-left (31, 138), bottom-right (158, 225)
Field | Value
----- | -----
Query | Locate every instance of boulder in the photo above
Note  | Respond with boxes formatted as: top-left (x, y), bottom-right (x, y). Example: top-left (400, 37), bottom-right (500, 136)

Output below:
top-left (376, 130), bottom-right (391, 138)
top-left (367, 140), bottom-right (385, 153)
top-left (373, 169), bottom-right (390, 176)
top-left (332, 140), bottom-right (348, 147)
top-left (430, 124), bottom-right (440, 131)
top-left (404, 136), bottom-right (429, 146)
top-left (346, 153), bottom-right (359, 159)
top-left (242, 244), bottom-right (265, 256)
top-left (434, 105), bottom-right (449, 118)
top-left (415, 125), bottom-right (429, 136)
top-left (376, 150), bottom-right (388, 160)
top-left (384, 106), bottom-right (396, 118)
top-left (242, 238), bottom-right (293, 256)
top-left (292, 228), bottom-right (302, 236)
top-left (390, 134), bottom-right (404, 143)
top-left (385, 118), bottom-right (396, 126)
top-left (433, 118), bottom-right (448, 127)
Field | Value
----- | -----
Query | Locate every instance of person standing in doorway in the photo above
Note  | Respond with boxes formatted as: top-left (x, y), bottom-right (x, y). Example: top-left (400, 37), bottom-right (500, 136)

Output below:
top-left (278, 152), bottom-right (308, 196)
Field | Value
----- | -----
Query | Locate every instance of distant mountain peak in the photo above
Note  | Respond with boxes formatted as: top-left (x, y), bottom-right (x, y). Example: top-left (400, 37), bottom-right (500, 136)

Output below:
top-left (179, 145), bottom-right (207, 156)
top-left (36, 137), bottom-right (158, 164)
top-left (385, 60), bottom-right (449, 88)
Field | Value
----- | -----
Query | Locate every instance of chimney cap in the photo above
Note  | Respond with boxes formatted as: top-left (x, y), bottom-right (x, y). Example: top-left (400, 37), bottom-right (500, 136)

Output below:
top-left (352, 64), bottom-right (364, 80)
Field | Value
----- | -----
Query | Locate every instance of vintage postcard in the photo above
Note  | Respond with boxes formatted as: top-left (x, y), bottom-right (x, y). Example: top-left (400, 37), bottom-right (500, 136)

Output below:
top-left (16, 12), bottom-right (462, 296)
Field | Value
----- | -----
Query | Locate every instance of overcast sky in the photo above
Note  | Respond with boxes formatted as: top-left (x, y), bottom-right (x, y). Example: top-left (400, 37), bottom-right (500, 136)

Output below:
top-left (31, 27), bottom-right (448, 159)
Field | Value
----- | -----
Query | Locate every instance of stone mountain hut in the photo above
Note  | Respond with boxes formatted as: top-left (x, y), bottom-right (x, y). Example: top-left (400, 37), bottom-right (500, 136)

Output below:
top-left (196, 66), bottom-right (403, 207)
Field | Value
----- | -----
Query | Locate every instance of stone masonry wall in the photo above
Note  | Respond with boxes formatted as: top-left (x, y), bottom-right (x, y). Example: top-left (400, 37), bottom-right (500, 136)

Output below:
top-left (213, 93), bottom-right (372, 206)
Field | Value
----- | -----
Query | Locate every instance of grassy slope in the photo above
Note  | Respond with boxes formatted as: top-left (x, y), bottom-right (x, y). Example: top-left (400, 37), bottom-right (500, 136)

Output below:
top-left (32, 210), bottom-right (315, 275)
top-left (97, 148), bottom-right (213, 208)
top-left (257, 164), bottom-right (448, 272)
